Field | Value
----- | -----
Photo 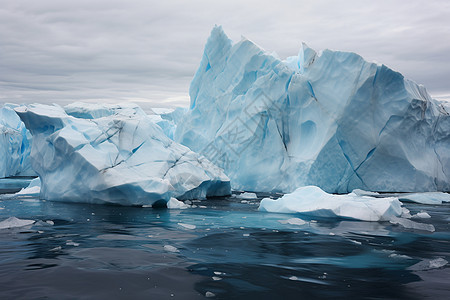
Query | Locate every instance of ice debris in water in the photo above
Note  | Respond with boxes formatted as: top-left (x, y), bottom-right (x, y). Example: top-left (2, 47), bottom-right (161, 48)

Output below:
top-left (0, 217), bottom-right (35, 229)
top-left (178, 223), bottom-right (196, 230)
top-left (398, 192), bottom-right (450, 205)
top-left (167, 198), bottom-right (189, 209)
top-left (389, 217), bottom-right (435, 232)
top-left (163, 245), bottom-right (179, 253)
top-left (259, 186), bottom-right (403, 221)
top-left (279, 218), bottom-right (307, 226)
top-left (409, 258), bottom-right (448, 271)
top-left (412, 211), bottom-right (431, 219)
top-left (236, 192), bottom-right (258, 200)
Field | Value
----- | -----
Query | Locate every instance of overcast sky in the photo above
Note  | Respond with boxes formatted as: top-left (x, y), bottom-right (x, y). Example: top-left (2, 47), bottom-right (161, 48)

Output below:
top-left (1, 0), bottom-right (449, 109)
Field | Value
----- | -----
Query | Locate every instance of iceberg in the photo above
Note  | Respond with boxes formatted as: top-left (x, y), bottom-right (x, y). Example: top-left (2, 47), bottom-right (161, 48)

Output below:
top-left (175, 26), bottom-right (450, 193)
top-left (258, 186), bottom-right (403, 221)
top-left (15, 104), bottom-right (230, 205)
top-left (0, 104), bottom-right (34, 178)
top-left (65, 102), bottom-right (186, 140)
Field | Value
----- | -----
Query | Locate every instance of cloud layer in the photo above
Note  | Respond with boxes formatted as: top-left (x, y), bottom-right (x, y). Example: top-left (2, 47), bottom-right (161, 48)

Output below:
top-left (1, 0), bottom-right (449, 108)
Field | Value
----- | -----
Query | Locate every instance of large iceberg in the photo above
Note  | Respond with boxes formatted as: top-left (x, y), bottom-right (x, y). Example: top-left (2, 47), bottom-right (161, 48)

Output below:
top-left (0, 104), bottom-right (34, 178)
top-left (15, 104), bottom-right (230, 205)
top-left (175, 26), bottom-right (450, 193)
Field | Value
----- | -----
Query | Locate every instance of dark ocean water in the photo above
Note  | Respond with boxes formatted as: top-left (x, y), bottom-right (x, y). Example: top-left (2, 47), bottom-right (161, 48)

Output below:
top-left (0, 189), bottom-right (449, 299)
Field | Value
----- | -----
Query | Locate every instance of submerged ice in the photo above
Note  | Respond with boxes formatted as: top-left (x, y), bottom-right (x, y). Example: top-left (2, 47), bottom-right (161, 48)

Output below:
top-left (175, 26), bottom-right (450, 193)
top-left (15, 104), bottom-right (230, 205)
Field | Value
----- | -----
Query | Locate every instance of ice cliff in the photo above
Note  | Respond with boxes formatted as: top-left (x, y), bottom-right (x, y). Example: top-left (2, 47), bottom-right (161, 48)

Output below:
top-left (15, 104), bottom-right (230, 205)
top-left (0, 104), bottom-right (34, 178)
top-left (175, 26), bottom-right (450, 193)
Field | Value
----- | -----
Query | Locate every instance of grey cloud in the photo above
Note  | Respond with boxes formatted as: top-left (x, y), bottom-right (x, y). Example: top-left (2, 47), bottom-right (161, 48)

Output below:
top-left (0, 0), bottom-right (449, 108)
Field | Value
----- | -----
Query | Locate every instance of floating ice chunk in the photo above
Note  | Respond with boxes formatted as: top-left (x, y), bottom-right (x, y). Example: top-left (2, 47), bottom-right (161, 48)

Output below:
top-left (412, 211), bottom-right (431, 219)
top-left (279, 217), bottom-right (306, 226)
top-left (15, 104), bottom-right (230, 206)
top-left (236, 192), bottom-right (258, 200)
top-left (205, 291), bottom-right (216, 298)
top-left (389, 217), bottom-right (435, 232)
top-left (178, 223), bottom-right (196, 230)
top-left (16, 177), bottom-right (41, 197)
top-left (167, 198), bottom-right (189, 209)
top-left (398, 192), bottom-right (450, 205)
top-left (409, 258), bottom-right (448, 271)
top-left (163, 245), bottom-right (179, 253)
top-left (259, 186), bottom-right (402, 221)
top-left (0, 217), bottom-right (35, 229)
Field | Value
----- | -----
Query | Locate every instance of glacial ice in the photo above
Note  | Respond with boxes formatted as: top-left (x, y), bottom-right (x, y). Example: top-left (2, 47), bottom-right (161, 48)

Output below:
top-left (15, 103), bottom-right (230, 205)
top-left (0, 104), bottom-right (34, 178)
top-left (258, 186), bottom-right (403, 221)
top-left (65, 102), bottom-right (186, 140)
top-left (175, 26), bottom-right (450, 193)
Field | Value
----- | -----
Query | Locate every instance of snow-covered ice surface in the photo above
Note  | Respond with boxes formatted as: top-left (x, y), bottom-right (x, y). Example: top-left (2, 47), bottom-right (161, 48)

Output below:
top-left (15, 104), bottom-right (230, 205)
top-left (259, 186), bottom-right (403, 221)
top-left (0, 104), bottom-right (34, 178)
top-left (65, 102), bottom-right (186, 140)
top-left (175, 26), bottom-right (450, 193)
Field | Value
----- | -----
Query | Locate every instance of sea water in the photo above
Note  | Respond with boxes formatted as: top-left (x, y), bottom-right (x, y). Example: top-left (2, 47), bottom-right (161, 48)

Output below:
top-left (0, 191), bottom-right (449, 299)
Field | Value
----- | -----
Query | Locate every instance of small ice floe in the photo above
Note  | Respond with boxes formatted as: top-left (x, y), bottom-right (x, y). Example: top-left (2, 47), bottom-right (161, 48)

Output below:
top-left (259, 186), bottom-right (402, 221)
top-left (408, 258), bottom-right (448, 271)
top-left (389, 217), bottom-right (435, 232)
top-left (205, 291), bottom-right (216, 297)
top-left (349, 239), bottom-right (362, 245)
top-left (236, 192), bottom-right (257, 200)
top-left (398, 192), bottom-right (450, 205)
top-left (163, 245), bottom-right (179, 253)
top-left (243, 233), bottom-right (250, 237)
top-left (0, 217), bottom-right (35, 229)
top-left (50, 246), bottom-right (62, 252)
top-left (212, 276), bottom-right (222, 281)
top-left (412, 211), bottom-right (431, 219)
top-left (166, 197), bottom-right (189, 209)
top-left (178, 223), bottom-right (196, 230)
top-left (66, 240), bottom-right (80, 247)
top-left (278, 218), bottom-right (306, 226)
top-left (15, 178), bottom-right (41, 197)
top-left (46, 220), bottom-right (54, 226)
